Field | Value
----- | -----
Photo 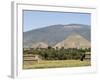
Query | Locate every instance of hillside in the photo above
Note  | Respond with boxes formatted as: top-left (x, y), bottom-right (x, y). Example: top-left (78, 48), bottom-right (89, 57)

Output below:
top-left (23, 24), bottom-right (90, 48)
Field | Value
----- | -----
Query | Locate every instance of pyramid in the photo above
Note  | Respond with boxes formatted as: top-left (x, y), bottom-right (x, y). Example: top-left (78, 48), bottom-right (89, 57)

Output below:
top-left (32, 42), bottom-right (48, 48)
top-left (54, 33), bottom-right (90, 49)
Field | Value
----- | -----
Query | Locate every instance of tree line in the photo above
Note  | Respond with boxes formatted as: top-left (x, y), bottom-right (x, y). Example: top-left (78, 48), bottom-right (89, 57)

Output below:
top-left (23, 46), bottom-right (91, 60)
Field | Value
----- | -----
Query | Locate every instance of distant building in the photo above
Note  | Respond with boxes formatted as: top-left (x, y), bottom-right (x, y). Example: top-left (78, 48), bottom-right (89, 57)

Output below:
top-left (31, 42), bottom-right (48, 49)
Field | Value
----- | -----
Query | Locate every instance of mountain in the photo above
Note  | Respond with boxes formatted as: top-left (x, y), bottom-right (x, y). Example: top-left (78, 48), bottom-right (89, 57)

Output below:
top-left (23, 24), bottom-right (91, 48)
top-left (54, 33), bottom-right (90, 49)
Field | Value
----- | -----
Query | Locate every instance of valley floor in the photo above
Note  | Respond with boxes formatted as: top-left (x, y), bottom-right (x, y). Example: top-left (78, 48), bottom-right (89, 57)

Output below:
top-left (23, 60), bottom-right (91, 69)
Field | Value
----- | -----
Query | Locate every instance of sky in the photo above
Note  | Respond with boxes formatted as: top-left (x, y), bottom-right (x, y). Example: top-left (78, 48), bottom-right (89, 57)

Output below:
top-left (23, 10), bottom-right (91, 32)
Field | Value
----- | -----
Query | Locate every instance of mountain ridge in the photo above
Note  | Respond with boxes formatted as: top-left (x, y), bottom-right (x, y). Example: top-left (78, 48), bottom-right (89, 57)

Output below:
top-left (23, 24), bottom-right (91, 48)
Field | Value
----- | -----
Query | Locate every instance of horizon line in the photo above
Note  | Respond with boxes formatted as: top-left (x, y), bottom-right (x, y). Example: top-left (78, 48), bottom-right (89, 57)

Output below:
top-left (23, 23), bottom-right (90, 32)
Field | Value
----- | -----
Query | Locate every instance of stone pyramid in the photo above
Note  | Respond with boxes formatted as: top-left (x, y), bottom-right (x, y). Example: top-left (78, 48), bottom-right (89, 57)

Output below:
top-left (54, 33), bottom-right (90, 49)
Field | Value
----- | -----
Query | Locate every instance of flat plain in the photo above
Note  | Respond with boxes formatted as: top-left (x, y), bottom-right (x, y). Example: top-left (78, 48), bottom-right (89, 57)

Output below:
top-left (23, 60), bottom-right (91, 69)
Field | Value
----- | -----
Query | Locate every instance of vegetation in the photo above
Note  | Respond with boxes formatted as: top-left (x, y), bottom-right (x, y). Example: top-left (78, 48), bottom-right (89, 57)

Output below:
top-left (23, 47), bottom-right (91, 69)
top-left (23, 47), bottom-right (91, 60)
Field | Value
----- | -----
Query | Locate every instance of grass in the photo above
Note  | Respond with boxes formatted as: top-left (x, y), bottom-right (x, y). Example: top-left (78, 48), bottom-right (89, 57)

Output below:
top-left (23, 60), bottom-right (91, 69)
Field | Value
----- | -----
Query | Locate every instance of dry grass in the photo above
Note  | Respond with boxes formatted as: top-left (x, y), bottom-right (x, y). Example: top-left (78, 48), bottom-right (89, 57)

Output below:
top-left (23, 60), bottom-right (91, 69)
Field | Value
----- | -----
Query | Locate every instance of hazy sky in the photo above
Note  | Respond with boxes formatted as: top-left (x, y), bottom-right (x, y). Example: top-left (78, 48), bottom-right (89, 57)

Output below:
top-left (23, 10), bottom-right (91, 32)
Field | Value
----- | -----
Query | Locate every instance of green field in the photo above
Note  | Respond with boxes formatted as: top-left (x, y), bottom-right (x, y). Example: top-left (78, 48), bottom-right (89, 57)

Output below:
top-left (23, 60), bottom-right (91, 69)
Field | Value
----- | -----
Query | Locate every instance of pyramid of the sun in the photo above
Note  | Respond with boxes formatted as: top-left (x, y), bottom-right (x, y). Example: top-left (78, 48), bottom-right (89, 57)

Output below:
top-left (54, 33), bottom-right (90, 49)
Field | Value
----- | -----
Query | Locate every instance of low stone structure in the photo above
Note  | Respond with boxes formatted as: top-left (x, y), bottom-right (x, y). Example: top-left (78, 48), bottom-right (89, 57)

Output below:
top-left (23, 54), bottom-right (41, 64)
top-left (85, 52), bottom-right (91, 60)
